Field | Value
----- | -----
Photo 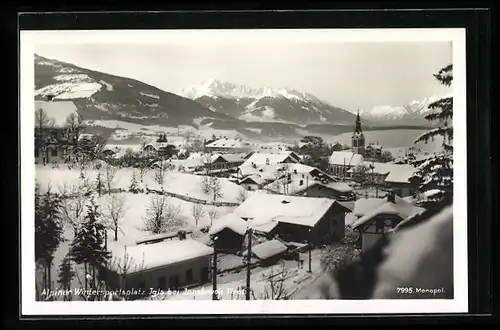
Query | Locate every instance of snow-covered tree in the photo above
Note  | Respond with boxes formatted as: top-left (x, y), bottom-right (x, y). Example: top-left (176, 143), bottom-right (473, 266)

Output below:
top-left (59, 180), bottom-right (92, 237)
top-left (95, 172), bottom-right (104, 196)
top-left (103, 194), bottom-right (128, 241)
top-left (412, 64), bottom-right (453, 208)
top-left (70, 196), bottom-right (110, 291)
top-left (104, 164), bottom-right (118, 194)
top-left (191, 203), bottom-right (205, 226)
top-left (209, 176), bottom-right (223, 201)
top-left (35, 185), bottom-right (65, 292)
top-left (143, 195), bottom-right (184, 234)
top-left (207, 207), bottom-right (219, 226)
top-left (129, 171), bottom-right (139, 193)
top-left (237, 188), bottom-right (248, 203)
top-left (57, 252), bottom-right (76, 301)
top-left (154, 161), bottom-right (168, 186)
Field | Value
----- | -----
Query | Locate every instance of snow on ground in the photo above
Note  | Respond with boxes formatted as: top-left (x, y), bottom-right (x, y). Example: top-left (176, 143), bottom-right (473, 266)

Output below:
top-left (140, 92), bottom-right (160, 99)
top-left (35, 82), bottom-right (102, 100)
top-left (99, 80), bottom-right (114, 91)
top-left (262, 106), bottom-right (276, 119)
top-left (159, 249), bottom-right (324, 300)
top-left (36, 165), bottom-right (247, 204)
top-left (53, 74), bottom-right (93, 83)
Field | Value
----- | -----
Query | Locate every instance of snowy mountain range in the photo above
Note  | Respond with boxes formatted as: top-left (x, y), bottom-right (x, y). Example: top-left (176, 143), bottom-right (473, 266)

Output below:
top-left (181, 79), bottom-right (359, 126)
top-left (358, 93), bottom-right (453, 126)
top-left (34, 54), bottom-right (234, 126)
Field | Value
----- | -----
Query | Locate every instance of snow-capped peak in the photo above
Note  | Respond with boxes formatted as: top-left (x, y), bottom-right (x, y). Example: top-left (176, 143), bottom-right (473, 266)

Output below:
top-left (181, 79), bottom-right (324, 103)
top-left (359, 92), bottom-right (453, 120)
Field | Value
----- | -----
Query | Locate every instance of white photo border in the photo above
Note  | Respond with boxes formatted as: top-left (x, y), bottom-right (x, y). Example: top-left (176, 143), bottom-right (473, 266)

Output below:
top-left (20, 28), bottom-right (467, 316)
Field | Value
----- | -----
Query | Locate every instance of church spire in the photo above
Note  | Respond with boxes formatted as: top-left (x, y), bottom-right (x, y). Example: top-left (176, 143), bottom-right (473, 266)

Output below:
top-left (354, 110), bottom-right (363, 134)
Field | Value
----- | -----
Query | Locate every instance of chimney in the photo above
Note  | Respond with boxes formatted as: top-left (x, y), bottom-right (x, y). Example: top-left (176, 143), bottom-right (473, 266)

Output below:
top-left (387, 191), bottom-right (396, 203)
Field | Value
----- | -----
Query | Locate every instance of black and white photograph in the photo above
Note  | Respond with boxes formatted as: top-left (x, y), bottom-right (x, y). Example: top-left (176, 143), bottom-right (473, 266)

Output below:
top-left (21, 28), bottom-right (467, 315)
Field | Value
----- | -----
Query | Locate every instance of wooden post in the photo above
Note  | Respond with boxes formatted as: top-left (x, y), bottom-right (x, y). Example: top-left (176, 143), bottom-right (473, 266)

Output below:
top-left (246, 228), bottom-right (252, 300)
top-left (308, 229), bottom-right (312, 273)
top-left (212, 236), bottom-right (218, 300)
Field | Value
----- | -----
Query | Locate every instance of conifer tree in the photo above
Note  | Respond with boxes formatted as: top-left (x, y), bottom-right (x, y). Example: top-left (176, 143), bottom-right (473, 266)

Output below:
top-left (129, 171), bottom-right (139, 193)
top-left (95, 172), bottom-right (104, 196)
top-left (35, 186), bottom-right (65, 291)
top-left (412, 64), bottom-right (453, 208)
top-left (71, 196), bottom-right (110, 290)
top-left (57, 252), bottom-right (76, 301)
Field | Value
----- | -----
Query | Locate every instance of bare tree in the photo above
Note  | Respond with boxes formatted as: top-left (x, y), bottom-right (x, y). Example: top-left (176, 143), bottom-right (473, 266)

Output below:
top-left (104, 164), bottom-right (118, 194)
top-left (209, 176), bottom-right (223, 201)
top-left (154, 160), bottom-right (168, 187)
top-left (59, 181), bottom-right (92, 237)
top-left (191, 203), bottom-right (205, 226)
top-left (35, 108), bottom-right (56, 165)
top-left (143, 194), bottom-right (185, 234)
top-left (106, 246), bottom-right (146, 300)
top-left (103, 194), bottom-right (128, 241)
top-left (237, 188), bottom-right (248, 203)
top-left (207, 207), bottom-right (219, 226)
top-left (258, 262), bottom-right (291, 300)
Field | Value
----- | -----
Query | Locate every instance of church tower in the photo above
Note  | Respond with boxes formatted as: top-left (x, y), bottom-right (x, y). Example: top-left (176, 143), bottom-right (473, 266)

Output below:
top-left (352, 111), bottom-right (365, 155)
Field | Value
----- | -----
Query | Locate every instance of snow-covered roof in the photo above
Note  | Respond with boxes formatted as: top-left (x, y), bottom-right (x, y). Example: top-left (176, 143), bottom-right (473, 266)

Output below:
top-left (242, 239), bottom-right (288, 260)
top-left (353, 198), bottom-right (388, 217)
top-left (251, 220), bottom-right (279, 234)
top-left (206, 138), bottom-right (250, 149)
top-left (216, 153), bottom-right (247, 163)
top-left (235, 193), bottom-right (344, 228)
top-left (111, 239), bottom-right (213, 274)
top-left (348, 161), bottom-right (396, 175)
top-left (239, 174), bottom-right (266, 186)
top-left (326, 182), bottom-right (354, 193)
top-left (144, 142), bottom-right (170, 150)
top-left (241, 151), bottom-right (299, 168)
top-left (384, 165), bottom-right (417, 184)
top-left (351, 195), bottom-right (425, 230)
top-left (209, 213), bottom-right (248, 236)
top-left (239, 162), bottom-right (316, 179)
top-left (35, 100), bottom-right (79, 128)
top-left (329, 151), bottom-right (364, 166)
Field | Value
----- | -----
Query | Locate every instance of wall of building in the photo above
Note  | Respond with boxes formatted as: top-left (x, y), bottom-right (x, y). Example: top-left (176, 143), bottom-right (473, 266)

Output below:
top-left (109, 255), bottom-right (212, 292)
top-left (241, 183), bottom-right (259, 191)
top-left (386, 182), bottom-right (416, 197)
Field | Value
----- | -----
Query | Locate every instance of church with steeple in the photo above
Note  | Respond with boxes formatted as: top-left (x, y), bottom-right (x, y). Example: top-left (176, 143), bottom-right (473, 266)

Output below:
top-left (351, 111), bottom-right (366, 155)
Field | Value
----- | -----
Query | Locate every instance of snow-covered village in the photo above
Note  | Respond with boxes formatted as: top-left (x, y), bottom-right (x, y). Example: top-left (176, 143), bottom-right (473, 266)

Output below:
top-left (31, 40), bottom-right (454, 303)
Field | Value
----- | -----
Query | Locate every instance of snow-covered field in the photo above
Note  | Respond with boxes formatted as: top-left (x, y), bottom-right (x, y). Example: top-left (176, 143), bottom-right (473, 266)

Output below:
top-left (36, 165), bottom-right (247, 204)
top-left (35, 82), bottom-right (102, 100)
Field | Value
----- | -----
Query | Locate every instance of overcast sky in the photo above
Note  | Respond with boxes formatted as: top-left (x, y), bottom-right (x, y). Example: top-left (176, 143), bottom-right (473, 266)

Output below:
top-left (34, 40), bottom-right (452, 112)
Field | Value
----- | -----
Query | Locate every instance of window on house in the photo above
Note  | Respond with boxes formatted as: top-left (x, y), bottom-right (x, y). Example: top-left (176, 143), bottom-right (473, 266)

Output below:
top-left (186, 269), bottom-right (193, 284)
top-left (51, 148), bottom-right (58, 157)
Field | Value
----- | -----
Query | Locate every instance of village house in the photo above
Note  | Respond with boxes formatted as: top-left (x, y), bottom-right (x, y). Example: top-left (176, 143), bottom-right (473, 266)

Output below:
top-left (290, 181), bottom-right (356, 201)
top-left (209, 153), bottom-right (246, 170)
top-left (350, 192), bottom-right (425, 251)
top-left (239, 151), bottom-right (301, 170)
top-left (208, 213), bottom-right (248, 252)
top-left (34, 99), bottom-right (83, 164)
top-left (383, 164), bottom-right (418, 197)
top-left (234, 193), bottom-right (350, 246)
top-left (348, 161), bottom-right (395, 184)
top-left (241, 239), bottom-right (289, 266)
top-left (328, 151), bottom-right (364, 179)
top-left (205, 137), bottom-right (253, 154)
top-left (238, 174), bottom-right (267, 191)
top-left (106, 238), bottom-right (214, 293)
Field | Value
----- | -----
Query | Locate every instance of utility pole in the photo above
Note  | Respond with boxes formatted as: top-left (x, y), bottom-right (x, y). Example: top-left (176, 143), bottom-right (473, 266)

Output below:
top-left (246, 228), bottom-right (252, 300)
top-left (212, 236), bottom-right (218, 301)
top-left (308, 228), bottom-right (312, 273)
